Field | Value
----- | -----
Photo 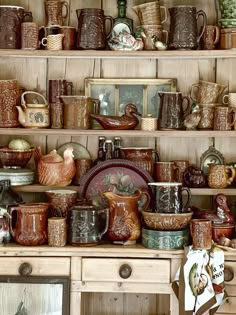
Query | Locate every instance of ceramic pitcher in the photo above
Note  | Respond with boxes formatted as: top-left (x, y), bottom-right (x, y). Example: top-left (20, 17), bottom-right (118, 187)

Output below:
top-left (158, 92), bottom-right (190, 130)
top-left (9, 203), bottom-right (49, 246)
top-left (104, 190), bottom-right (150, 244)
top-left (168, 6), bottom-right (207, 50)
top-left (208, 164), bottom-right (235, 188)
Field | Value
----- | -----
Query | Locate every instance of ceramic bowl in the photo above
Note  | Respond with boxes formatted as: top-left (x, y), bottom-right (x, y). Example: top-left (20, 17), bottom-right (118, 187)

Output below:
top-left (142, 228), bottom-right (189, 250)
top-left (0, 146), bottom-right (34, 168)
top-left (212, 224), bottom-right (235, 242)
top-left (142, 210), bottom-right (193, 230)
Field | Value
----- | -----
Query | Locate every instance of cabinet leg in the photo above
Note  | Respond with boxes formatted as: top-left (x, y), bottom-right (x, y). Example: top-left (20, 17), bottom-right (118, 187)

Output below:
top-left (70, 291), bottom-right (81, 315)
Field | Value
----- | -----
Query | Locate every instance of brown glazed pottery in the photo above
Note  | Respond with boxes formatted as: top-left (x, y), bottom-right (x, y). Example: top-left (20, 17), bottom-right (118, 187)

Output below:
top-left (171, 160), bottom-right (189, 184)
top-left (9, 203), bottom-right (49, 246)
top-left (190, 219), bottom-right (212, 249)
top-left (76, 8), bottom-right (113, 50)
top-left (0, 79), bottom-right (20, 128)
top-left (21, 22), bottom-right (39, 49)
top-left (50, 102), bottom-right (64, 129)
top-left (198, 104), bottom-right (215, 130)
top-left (49, 79), bottom-right (73, 103)
top-left (154, 161), bottom-right (178, 182)
top-left (142, 210), bottom-right (193, 231)
top-left (104, 190), bottom-right (150, 244)
top-left (201, 25), bottom-right (220, 50)
top-left (208, 164), bottom-right (235, 188)
top-left (120, 147), bottom-right (159, 177)
top-left (158, 92), bottom-right (190, 130)
top-left (168, 6), bottom-right (206, 50)
top-left (73, 159), bottom-right (93, 185)
top-left (183, 165), bottom-right (207, 188)
top-left (148, 182), bottom-right (191, 214)
top-left (213, 106), bottom-right (236, 131)
top-left (190, 80), bottom-right (227, 104)
top-left (44, 0), bottom-right (69, 26)
top-left (212, 224), bottom-right (235, 243)
top-left (48, 217), bottom-right (67, 246)
top-left (60, 26), bottom-right (76, 50)
top-left (45, 189), bottom-right (78, 217)
top-left (67, 200), bottom-right (109, 246)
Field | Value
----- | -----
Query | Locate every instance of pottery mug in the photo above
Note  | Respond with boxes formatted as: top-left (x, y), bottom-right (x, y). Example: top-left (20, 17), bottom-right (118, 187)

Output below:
top-left (223, 93), bottom-right (236, 107)
top-left (60, 26), bottom-right (76, 50)
top-left (208, 164), bottom-right (235, 188)
top-left (148, 182), bottom-right (191, 214)
top-left (73, 159), bottom-right (93, 185)
top-left (41, 34), bottom-right (64, 50)
top-left (201, 25), bottom-right (220, 50)
top-left (158, 92), bottom-right (191, 130)
top-left (213, 106), bottom-right (236, 131)
top-left (154, 162), bottom-right (179, 182)
top-left (198, 104), bottom-right (215, 129)
top-left (48, 217), bottom-right (67, 246)
top-left (190, 219), bottom-right (212, 249)
top-left (171, 160), bottom-right (190, 184)
top-left (21, 22), bottom-right (39, 49)
top-left (44, 0), bottom-right (69, 26)
top-left (49, 79), bottom-right (73, 103)
top-left (191, 80), bottom-right (227, 104)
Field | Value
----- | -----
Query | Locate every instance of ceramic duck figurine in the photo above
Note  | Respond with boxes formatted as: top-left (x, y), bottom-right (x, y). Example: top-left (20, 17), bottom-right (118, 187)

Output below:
top-left (184, 103), bottom-right (201, 130)
top-left (90, 104), bottom-right (141, 130)
top-left (192, 194), bottom-right (235, 225)
top-left (34, 146), bottom-right (76, 186)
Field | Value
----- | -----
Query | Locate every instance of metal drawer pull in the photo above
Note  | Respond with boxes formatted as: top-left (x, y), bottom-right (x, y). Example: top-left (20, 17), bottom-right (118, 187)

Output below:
top-left (18, 262), bottom-right (33, 276)
top-left (224, 268), bottom-right (234, 282)
top-left (119, 264), bottom-right (132, 279)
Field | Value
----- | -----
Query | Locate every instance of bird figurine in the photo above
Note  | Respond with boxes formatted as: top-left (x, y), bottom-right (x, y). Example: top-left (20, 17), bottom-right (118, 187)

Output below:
top-left (184, 103), bottom-right (201, 130)
top-left (90, 103), bottom-right (141, 130)
top-left (34, 146), bottom-right (76, 186)
top-left (192, 193), bottom-right (235, 225)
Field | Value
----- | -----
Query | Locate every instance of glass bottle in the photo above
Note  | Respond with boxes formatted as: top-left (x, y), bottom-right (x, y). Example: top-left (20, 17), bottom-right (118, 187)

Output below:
top-left (112, 0), bottom-right (134, 37)
top-left (94, 136), bottom-right (106, 165)
top-left (104, 140), bottom-right (114, 161)
top-left (113, 137), bottom-right (122, 159)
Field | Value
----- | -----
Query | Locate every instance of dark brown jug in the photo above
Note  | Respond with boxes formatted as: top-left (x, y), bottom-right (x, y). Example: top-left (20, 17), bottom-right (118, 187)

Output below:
top-left (76, 8), bottom-right (113, 49)
top-left (9, 203), bottom-right (49, 246)
top-left (158, 92), bottom-right (190, 130)
top-left (168, 6), bottom-right (207, 50)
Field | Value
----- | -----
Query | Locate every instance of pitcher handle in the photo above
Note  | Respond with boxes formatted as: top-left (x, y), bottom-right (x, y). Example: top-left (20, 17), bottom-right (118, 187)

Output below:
top-left (214, 25), bottom-right (220, 45)
top-left (105, 16), bottom-right (114, 39)
top-left (62, 1), bottom-right (69, 22)
top-left (223, 95), bottom-right (229, 105)
top-left (181, 187), bottom-right (191, 212)
top-left (190, 83), bottom-right (199, 102)
top-left (66, 82), bottom-right (73, 95)
top-left (162, 30), bottom-right (169, 44)
top-left (196, 10), bottom-right (207, 44)
top-left (9, 206), bottom-right (17, 239)
top-left (98, 208), bottom-right (109, 239)
top-left (226, 165), bottom-right (235, 185)
top-left (138, 190), bottom-right (150, 212)
top-left (182, 96), bottom-right (191, 117)
top-left (229, 107), bottom-right (236, 127)
top-left (152, 150), bottom-right (160, 162)
top-left (160, 6), bottom-right (167, 25)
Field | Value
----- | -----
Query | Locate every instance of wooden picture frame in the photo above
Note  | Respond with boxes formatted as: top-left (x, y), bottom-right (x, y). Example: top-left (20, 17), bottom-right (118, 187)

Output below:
top-left (85, 78), bottom-right (177, 119)
top-left (0, 275), bottom-right (70, 315)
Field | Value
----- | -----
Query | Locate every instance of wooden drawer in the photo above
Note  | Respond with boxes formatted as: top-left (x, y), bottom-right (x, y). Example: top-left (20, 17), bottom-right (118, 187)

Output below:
top-left (0, 257), bottom-right (70, 276)
top-left (82, 258), bottom-right (170, 283)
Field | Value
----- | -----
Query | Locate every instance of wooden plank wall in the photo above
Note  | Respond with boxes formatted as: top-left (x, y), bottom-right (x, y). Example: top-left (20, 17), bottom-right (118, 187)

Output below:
top-left (0, 0), bottom-right (235, 314)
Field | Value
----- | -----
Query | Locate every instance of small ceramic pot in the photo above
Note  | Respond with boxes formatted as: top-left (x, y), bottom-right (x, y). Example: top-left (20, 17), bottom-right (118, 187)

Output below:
top-left (212, 224), bottom-right (235, 242)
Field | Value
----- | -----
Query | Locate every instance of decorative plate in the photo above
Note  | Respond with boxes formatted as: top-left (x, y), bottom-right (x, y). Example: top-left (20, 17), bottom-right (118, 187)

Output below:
top-left (200, 145), bottom-right (225, 176)
top-left (79, 159), bottom-right (154, 209)
top-left (57, 142), bottom-right (91, 160)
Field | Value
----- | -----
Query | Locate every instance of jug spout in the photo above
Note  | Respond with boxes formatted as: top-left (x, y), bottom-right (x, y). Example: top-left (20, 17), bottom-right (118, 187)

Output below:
top-left (16, 106), bottom-right (26, 126)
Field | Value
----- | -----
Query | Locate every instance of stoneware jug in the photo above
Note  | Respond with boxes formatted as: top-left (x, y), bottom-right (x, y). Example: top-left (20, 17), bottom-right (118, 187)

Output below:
top-left (9, 203), bottom-right (49, 246)
top-left (67, 200), bottom-right (109, 246)
top-left (76, 8), bottom-right (113, 49)
top-left (158, 92), bottom-right (190, 130)
top-left (17, 91), bottom-right (50, 128)
top-left (168, 6), bottom-right (207, 50)
top-left (208, 164), bottom-right (235, 189)
top-left (103, 190), bottom-right (150, 244)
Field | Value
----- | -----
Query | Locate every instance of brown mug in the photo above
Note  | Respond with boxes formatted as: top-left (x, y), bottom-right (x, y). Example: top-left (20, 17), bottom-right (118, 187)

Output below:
top-left (148, 182), bottom-right (191, 214)
top-left (168, 6), bottom-right (206, 50)
top-left (191, 80), bottom-right (227, 104)
top-left (50, 102), bottom-right (64, 129)
top-left (49, 79), bottom-right (73, 103)
top-left (154, 162), bottom-right (179, 182)
top-left (198, 104), bottom-right (215, 129)
top-left (190, 219), bottom-right (212, 249)
top-left (44, 0), bottom-right (69, 26)
top-left (76, 8), bottom-right (113, 50)
top-left (21, 22), bottom-right (39, 50)
top-left (171, 160), bottom-right (190, 184)
top-left (73, 159), bottom-right (93, 185)
top-left (201, 25), bottom-right (220, 50)
top-left (208, 164), bottom-right (235, 189)
top-left (158, 92), bottom-right (190, 130)
top-left (213, 106), bottom-right (236, 131)
top-left (60, 26), bottom-right (76, 50)
top-left (48, 217), bottom-right (67, 246)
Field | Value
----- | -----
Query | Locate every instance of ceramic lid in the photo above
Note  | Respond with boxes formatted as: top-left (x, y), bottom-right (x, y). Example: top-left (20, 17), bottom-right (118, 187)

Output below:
top-left (0, 5), bottom-right (25, 9)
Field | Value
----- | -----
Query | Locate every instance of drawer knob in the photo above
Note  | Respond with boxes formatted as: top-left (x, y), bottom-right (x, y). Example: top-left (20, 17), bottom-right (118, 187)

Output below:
top-left (119, 264), bottom-right (132, 279)
top-left (18, 262), bottom-right (33, 276)
top-left (224, 268), bottom-right (234, 282)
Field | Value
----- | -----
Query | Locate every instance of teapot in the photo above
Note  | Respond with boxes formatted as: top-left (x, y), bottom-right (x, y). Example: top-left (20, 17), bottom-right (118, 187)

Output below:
top-left (67, 199), bottom-right (109, 246)
top-left (16, 91), bottom-right (50, 128)
top-left (103, 189), bottom-right (150, 244)
top-left (183, 165), bottom-right (207, 188)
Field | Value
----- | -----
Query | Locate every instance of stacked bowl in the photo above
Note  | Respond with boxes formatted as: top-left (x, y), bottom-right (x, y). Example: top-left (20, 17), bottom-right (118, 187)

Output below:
top-left (219, 0), bottom-right (236, 49)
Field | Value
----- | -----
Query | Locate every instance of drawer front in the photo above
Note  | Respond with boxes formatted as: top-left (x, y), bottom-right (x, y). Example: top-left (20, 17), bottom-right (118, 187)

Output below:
top-left (0, 257), bottom-right (70, 276)
top-left (82, 258), bottom-right (170, 283)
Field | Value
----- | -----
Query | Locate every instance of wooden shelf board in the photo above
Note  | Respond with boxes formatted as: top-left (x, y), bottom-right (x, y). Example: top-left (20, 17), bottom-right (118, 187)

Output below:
top-left (13, 185), bottom-right (236, 195)
top-left (0, 49), bottom-right (236, 59)
top-left (1, 128), bottom-right (236, 138)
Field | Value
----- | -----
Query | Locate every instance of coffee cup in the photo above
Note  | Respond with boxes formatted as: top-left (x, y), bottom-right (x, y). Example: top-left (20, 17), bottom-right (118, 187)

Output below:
top-left (41, 34), bottom-right (64, 50)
